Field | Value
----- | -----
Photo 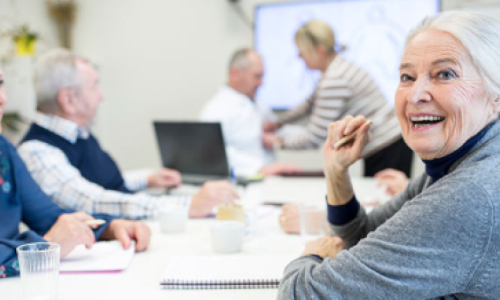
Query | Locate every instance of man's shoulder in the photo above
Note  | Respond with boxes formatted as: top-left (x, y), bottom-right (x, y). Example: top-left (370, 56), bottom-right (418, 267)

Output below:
top-left (201, 90), bottom-right (246, 120)
top-left (18, 139), bottom-right (68, 161)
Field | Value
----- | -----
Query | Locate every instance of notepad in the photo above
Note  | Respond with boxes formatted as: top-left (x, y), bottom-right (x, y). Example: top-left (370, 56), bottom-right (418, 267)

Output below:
top-left (160, 255), bottom-right (295, 289)
top-left (60, 240), bottom-right (135, 274)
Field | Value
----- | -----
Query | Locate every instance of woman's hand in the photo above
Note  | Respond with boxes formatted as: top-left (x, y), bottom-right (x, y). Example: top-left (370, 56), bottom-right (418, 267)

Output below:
top-left (43, 212), bottom-right (96, 258)
top-left (323, 115), bottom-right (371, 176)
top-left (101, 220), bottom-right (151, 252)
top-left (301, 236), bottom-right (344, 259)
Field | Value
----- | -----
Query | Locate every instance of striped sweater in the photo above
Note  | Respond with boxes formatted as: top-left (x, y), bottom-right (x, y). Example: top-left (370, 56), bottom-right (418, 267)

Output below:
top-left (277, 55), bottom-right (401, 158)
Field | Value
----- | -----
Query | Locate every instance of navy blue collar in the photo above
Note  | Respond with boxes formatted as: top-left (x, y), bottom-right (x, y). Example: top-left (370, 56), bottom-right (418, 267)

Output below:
top-left (423, 122), bottom-right (495, 183)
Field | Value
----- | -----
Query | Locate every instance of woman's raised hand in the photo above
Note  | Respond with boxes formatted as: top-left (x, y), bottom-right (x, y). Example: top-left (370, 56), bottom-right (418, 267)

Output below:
top-left (323, 115), bottom-right (371, 177)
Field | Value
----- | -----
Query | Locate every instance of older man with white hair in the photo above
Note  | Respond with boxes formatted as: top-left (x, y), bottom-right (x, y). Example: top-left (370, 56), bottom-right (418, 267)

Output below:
top-left (200, 48), bottom-right (301, 177)
top-left (18, 49), bottom-right (238, 220)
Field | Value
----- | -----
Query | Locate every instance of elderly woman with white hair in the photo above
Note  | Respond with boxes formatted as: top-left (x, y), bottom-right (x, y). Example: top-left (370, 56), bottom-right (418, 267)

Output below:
top-left (278, 11), bottom-right (500, 299)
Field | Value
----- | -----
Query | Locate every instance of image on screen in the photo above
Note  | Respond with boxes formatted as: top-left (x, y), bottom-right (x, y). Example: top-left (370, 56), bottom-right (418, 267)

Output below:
top-left (254, 0), bottom-right (440, 110)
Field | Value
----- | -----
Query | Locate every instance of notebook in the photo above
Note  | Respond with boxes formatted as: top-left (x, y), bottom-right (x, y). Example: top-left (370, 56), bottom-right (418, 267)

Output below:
top-left (160, 255), bottom-right (294, 289)
top-left (153, 121), bottom-right (230, 185)
top-left (60, 240), bottom-right (135, 274)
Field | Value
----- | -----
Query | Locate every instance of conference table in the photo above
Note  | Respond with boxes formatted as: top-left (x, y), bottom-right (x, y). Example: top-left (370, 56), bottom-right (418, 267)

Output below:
top-left (0, 176), bottom-right (389, 300)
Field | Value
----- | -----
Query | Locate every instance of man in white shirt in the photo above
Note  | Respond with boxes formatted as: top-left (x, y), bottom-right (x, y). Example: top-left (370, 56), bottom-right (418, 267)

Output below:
top-left (200, 48), bottom-right (301, 177)
top-left (18, 48), bottom-right (238, 220)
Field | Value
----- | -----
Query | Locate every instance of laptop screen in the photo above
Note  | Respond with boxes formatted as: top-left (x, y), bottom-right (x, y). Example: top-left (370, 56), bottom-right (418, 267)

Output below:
top-left (153, 121), bottom-right (230, 177)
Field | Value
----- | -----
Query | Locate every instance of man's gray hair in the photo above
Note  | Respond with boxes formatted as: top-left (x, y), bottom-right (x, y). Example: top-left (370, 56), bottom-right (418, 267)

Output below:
top-left (34, 48), bottom-right (82, 112)
top-left (406, 11), bottom-right (500, 97)
top-left (228, 48), bottom-right (254, 71)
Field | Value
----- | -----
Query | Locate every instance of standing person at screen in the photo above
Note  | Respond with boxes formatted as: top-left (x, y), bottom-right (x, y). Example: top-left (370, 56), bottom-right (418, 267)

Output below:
top-left (263, 20), bottom-right (413, 177)
top-left (200, 48), bottom-right (301, 177)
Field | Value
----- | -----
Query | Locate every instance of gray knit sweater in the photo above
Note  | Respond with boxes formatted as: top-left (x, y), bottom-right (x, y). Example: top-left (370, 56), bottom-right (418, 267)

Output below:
top-left (278, 121), bottom-right (500, 300)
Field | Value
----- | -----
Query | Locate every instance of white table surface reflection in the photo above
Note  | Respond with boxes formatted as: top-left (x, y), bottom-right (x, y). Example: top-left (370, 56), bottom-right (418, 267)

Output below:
top-left (0, 176), bottom-right (388, 300)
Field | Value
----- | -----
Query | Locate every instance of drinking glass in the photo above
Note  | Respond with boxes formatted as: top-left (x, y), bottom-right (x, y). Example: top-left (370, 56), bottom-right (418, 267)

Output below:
top-left (299, 203), bottom-right (327, 243)
top-left (17, 242), bottom-right (60, 300)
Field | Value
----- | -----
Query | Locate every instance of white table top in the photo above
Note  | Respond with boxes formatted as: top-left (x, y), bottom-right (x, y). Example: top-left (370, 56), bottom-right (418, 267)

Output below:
top-left (0, 176), bottom-right (388, 300)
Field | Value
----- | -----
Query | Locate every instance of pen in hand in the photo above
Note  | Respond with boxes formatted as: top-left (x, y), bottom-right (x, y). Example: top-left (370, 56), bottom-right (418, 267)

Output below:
top-left (333, 120), bottom-right (372, 149)
top-left (84, 219), bottom-right (106, 227)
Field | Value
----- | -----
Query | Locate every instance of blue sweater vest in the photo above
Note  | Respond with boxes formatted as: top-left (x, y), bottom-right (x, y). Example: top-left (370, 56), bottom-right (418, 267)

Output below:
top-left (21, 124), bottom-right (132, 194)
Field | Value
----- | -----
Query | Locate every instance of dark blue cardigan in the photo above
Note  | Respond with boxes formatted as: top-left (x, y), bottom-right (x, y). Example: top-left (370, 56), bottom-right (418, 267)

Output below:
top-left (0, 136), bottom-right (115, 278)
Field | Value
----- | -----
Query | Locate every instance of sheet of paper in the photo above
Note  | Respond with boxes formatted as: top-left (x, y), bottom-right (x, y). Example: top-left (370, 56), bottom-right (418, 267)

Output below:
top-left (60, 240), bottom-right (135, 274)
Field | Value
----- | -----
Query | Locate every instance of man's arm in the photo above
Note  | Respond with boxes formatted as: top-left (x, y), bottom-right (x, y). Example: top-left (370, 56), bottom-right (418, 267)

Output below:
top-left (122, 170), bottom-right (150, 192)
top-left (18, 141), bottom-right (190, 220)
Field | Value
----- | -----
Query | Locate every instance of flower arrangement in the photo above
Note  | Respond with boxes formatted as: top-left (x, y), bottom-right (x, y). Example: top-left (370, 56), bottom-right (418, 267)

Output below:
top-left (12, 25), bottom-right (38, 56)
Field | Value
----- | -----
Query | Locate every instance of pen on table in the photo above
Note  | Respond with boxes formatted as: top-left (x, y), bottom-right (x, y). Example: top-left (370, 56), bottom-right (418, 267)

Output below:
top-left (230, 167), bottom-right (237, 186)
top-left (333, 120), bottom-right (372, 149)
top-left (84, 219), bottom-right (106, 227)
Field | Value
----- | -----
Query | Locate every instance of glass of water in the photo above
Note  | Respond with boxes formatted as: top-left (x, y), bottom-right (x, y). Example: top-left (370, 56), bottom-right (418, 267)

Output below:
top-left (17, 242), bottom-right (60, 300)
top-left (300, 203), bottom-right (327, 243)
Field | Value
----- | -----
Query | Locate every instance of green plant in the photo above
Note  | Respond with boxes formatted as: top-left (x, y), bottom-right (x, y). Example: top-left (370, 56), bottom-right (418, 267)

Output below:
top-left (12, 25), bottom-right (38, 47)
top-left (2, 112), bottom-right (26, 133)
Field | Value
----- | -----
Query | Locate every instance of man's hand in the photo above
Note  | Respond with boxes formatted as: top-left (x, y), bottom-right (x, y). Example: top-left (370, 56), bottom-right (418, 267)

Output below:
top-left (301, 236), bottom-right (345, 259)
top-left (189, 180), bottom-right (239, 218)
top-left (375, 168), bottom-right (409, 196)
top-left (279, 204), bottom-right (300, 234)
top-left (147, 168), bottom-right (182, 188)
top-left (262, 133), bottom-right (283, 150)
top-left (259, 162), bottom-right (302, 176)
top-left (43, 212), bottom-right (96, 258)
top-left (100, 220), bottom-right (151, 252)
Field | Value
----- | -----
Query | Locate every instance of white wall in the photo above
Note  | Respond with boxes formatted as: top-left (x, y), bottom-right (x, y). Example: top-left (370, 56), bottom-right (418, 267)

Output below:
top-left (73, 0), bottom-right (256, 170)
top-left (3, 0), bottom-right (500, 177)
top-left (0, 0), bottom-right (58, 142)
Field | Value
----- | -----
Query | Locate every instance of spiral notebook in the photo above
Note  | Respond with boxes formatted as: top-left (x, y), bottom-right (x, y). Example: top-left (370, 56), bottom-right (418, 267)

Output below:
top-left (160, 255), bottom-right (294, 289)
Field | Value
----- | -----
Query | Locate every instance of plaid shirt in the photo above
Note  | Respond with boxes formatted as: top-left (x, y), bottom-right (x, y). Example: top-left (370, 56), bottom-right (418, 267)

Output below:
top-left (18, 113), bottom-right (191, 220)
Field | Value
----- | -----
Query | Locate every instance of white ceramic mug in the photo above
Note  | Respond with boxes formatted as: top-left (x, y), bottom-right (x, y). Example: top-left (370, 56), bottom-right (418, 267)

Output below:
top-left (210, 220), bottom-right (245, 254)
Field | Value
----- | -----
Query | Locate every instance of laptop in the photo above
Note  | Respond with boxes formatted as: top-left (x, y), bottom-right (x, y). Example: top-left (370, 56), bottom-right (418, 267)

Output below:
top-left (153, 121), bottom-right (230, 185)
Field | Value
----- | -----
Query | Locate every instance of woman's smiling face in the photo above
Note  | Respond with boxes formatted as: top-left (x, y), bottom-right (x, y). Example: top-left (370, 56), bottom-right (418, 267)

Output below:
top-left (395, 29), bottom-right (498, 160)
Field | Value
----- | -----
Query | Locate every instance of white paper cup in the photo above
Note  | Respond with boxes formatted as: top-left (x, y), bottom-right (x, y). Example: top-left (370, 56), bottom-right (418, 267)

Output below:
top-left (159, 206), bottom-right (189, 234)
top-left (210, 220), bottom-right (245, 254)
top-left (17, 242), bottom-right (60, 300)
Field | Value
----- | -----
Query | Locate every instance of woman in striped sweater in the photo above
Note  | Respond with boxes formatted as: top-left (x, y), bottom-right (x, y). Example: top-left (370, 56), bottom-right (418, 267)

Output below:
top-left (263, 20), bottom-right (413, 177)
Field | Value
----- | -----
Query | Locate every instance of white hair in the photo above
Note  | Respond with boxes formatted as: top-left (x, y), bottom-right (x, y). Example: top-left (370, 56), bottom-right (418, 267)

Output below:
top-left (228, 48), bottom-right (254, 71)
top-left (34, 48), bottom-right (83, 112)
top-left (406, 11), bottom-right (500, 97)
